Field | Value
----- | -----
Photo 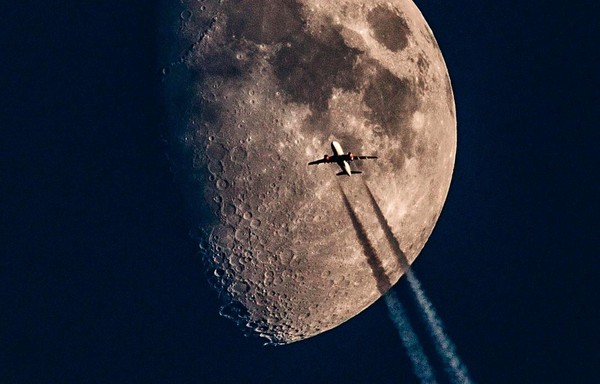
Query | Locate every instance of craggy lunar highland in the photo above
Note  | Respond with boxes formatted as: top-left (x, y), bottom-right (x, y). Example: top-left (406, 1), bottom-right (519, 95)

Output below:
top-left (161, 0), bottom-right (456, 344)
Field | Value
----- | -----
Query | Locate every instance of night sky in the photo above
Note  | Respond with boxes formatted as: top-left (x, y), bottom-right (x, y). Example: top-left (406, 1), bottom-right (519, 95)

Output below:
top-left (2, 1), bottom-right (598, 383)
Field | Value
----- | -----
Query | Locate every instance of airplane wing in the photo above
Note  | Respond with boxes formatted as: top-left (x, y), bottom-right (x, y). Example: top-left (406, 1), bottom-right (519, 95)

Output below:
top-left (354, 155), bottom-right (378, 160)
top-left (308, 159), bottom-right (327, 165)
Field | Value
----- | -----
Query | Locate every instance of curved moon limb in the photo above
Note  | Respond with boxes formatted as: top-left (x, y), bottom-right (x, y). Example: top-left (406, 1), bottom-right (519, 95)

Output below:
top-left (161, 0), bottom-right (456, 345)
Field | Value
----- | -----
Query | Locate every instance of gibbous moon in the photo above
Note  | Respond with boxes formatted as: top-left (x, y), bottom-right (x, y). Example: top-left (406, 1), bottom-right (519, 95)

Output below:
top-left (161, 0), bottom-right (456, 344)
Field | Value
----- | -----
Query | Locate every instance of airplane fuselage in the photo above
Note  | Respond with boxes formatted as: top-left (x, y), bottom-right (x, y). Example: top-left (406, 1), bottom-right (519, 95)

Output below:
top-left (307, 140), bottom-right (376, 176)
top-left (331, 141), bottom-right (353, 176)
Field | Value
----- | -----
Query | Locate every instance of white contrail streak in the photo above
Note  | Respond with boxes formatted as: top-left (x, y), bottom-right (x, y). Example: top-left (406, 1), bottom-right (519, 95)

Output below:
top-left (361, 181), bottom-right (473, 384)
top-left (384, 290), bottom-right (438, 384)
top-left (405, 270), bottom-right (473, 384)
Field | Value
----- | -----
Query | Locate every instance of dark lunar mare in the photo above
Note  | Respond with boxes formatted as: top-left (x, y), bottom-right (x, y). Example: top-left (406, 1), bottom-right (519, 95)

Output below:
top-left (225, 0), bottom-right (305, 44)
top-left (272, 26), bottom-right (364, 116)
top-left (367, 5), bottom-right (411, 52)
top-left (362, 64), bottom-right (419, 152)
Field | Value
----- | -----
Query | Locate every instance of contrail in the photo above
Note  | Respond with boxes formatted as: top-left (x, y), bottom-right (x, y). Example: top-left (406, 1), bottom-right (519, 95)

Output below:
top-left (405, 271), bottom-right (473, 384)
top-left (339, 185), bottom-right (391, 294)
top-left (339, 183), bottom-right (437, 384)
top-left (363, 181), bottom-right (474, 384)
top-left (384, 290), bottom-right (438, 384)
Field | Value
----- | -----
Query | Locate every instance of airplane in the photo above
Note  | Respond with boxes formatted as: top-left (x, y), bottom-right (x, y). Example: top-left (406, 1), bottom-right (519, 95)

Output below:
top-left (308, 141), bottom-right (377, 176)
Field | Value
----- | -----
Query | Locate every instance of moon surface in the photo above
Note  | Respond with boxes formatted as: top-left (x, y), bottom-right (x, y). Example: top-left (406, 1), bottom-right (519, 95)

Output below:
top-left (161, 0), bottom-right (456, 344)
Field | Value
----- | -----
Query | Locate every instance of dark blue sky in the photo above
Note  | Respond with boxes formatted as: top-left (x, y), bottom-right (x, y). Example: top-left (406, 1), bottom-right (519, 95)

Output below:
top-left (2, 1), bottom-right (598, 383)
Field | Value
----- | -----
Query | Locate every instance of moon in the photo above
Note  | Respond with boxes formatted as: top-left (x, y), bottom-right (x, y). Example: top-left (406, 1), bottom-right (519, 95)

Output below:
top-left (161, 0), bottom-right (456, 344)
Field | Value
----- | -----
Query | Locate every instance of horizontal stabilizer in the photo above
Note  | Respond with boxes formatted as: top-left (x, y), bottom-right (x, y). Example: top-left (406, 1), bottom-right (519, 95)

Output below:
top-left (336, 170), bottom-right (362, 176)
top-left (355, 155), bottom-right (378, 160)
